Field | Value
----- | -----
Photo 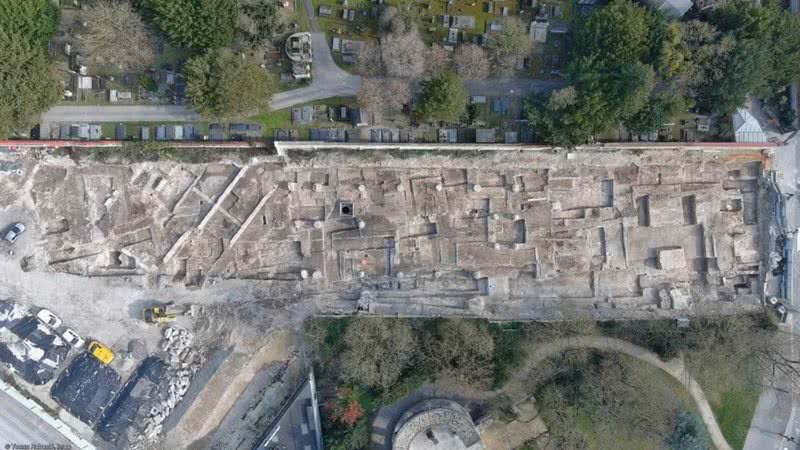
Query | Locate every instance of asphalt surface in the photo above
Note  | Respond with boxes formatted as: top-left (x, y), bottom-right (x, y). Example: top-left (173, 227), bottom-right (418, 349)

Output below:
top-left (0, 388), bottom-right (70, 449)
top-left (41, 105), bottom-right (200, 123)
top-left (744, 132), bottom-right (800, 450)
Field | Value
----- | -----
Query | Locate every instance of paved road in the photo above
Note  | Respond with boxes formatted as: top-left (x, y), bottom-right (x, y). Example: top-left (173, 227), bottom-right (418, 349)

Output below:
top-left (506, 336), bottom-right (733, 450)
top-left (268, 32), bottom-right (362, 111)
top-left (41, 105), bottom-right (200, 123)
top-left (745, 133), bottom-right (800, 450)
top-left (0, 389), bottom-right (70, 449)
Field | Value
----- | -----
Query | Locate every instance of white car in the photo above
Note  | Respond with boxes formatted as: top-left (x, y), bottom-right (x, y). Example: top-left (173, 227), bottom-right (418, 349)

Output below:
top-left (4, 223), bottom-right (25, 242)
top-left (36, 309), bottom-right (62, 330)
top-left (62, 328), bottom-right (84, 349)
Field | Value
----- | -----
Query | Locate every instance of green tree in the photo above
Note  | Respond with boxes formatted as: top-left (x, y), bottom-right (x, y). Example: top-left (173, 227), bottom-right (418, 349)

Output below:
top-left (525, 86), bottom-right (608, 147)
top-left (0, 0), bottom-right (60, 47)
top-left (623, 93), bottom-right (685, 135)
top-left (710, 0), bottom-right (800, 93)
top-left (693, 37), bottom-right (769, 114)
top-left (340, 318), bottom-right (416, 390)
top-left (184, 49), bottom-right (275, 119)
top-left (414, 71), bottom-right (467, 123)
top-left (144, 0), bottom-right (238, 49)
top-left (665, 411), bottom-right (712, 450)
top-left (240, 0), bottom-right (285, 49)
top-left (0, 32), bottom-right (61, 139)
top-left (574, 0), bottom-right (654, 69)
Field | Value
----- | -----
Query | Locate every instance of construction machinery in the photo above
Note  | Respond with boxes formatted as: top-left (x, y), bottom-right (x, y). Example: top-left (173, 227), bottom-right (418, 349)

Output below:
top-left (88, 341), bottom-right (115, 365)
top-left (142, 302), bottom-right (201, 324)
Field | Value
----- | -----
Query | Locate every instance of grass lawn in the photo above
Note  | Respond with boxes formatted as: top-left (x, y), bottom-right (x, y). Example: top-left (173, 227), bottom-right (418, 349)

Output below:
top-left (709, 387), bottom-right (761, 450)
top-left (688, 353), bottom-right (761, 450)
top-left (247, 96), bottom-right (358, 138)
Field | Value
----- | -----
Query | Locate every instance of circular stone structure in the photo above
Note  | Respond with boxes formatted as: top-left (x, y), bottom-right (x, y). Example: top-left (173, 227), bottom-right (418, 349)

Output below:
top-left (392, 399), bottom-right (484, 450)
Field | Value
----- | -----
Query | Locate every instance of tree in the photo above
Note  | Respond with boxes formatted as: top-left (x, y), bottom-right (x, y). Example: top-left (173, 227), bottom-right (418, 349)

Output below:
top-left (665, 411), bottom-right (712, 450)
top-left (454, 44), bottom-right (490, 80)
top-left (486, 17), bottom-right (532, 76)
top-left (184, 49), bottom-right (275, 119)
top-left (143, 0), bottom-right (238, 49)
top-left (381, 27), bottom-right (427, 79)
top-left (415, 71), bottom-right (468, 123)
top-left (525, 86), bottom-right (609, 147)
top-left (0, 0), bottom-right (59, 48)
top-left (340, 318), bottom-right (416, 389)
top-left (78, 0), bottom-right (157, 72)
top-left (357, 78), bottom-right (411, 114)
top-left (427, 44), bottom-right (451, 75)
top-left (423, 320), bottom-right (496, 389)
top-left (693, 37), bottom-right (769, 114)
top-left (710, 0), bottom-right (800, 93)
top-left (0, 32), bottom-right (61, 139)
top-left (574, 0), bottom-right (654, 69)
top-left (356, 43), bottom-right (383, 77)
top-left (239, 0), bottom-right (285, 49)
top-left (623, 93), bottom-right (685, 135)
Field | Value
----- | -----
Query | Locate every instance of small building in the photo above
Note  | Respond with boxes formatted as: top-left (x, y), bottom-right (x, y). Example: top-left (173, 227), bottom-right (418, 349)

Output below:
top-left (450, 15), bottom-right (476, 29)
top-left (733, 109), bottom-right (767, 143)
top-left (641, 0), bottom-right (693, 17)
top-left (209, 123), bottom-right (225, 141)
top-left (291, 106), bottom-right (314, 125)
top-left (165, 125), bottom-right (184, 140)
top-left (447, 28), bottom-right (459, 44)
top-left (155, 125), bottom-right (166, 141)
top-left (470, 95), bottom-right (487, 104)
top-left (254, 372), bottom-right (322, 450)
top-left (230, 123), bottom-right (263, 139)
top-left (341, 39), bottom-right (364, 64)
top-left (487, 20), bottom-right (504, 33)
top-left (89, 125), bottom-right (102, 140)
top-left (77, 76), bottom-right (93, 90)
top-left (476, 128), bottom-right (496, 143)
top-left (140, 127), bottom-right (150, 140)
top-left (529, 19), bottom-right (549, 43)
top-left (351, 108), bottom-right (369, 127)
top-left (332, 37), bottom-right (341, 51)
top-left (310, 128), bottom-right (347, 142)
top-left (658, 248), bottom-right (687, 270)
top-left (286, 32), bottom-right (313, 79)
top-left (318, 5), bottom-right (332, 16)
top-left (491, 97), bottom-right (510, 115)
top-left (505, 131), bottom-right (519, 143)
top-left (114, 124), bottom-right (126, 140)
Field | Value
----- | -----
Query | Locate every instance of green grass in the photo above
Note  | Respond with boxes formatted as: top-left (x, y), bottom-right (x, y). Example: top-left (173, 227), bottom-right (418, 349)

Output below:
top-left (711, 387), bottom-right (760, 450)
top-left (247, 96), bottom-right (357, 138)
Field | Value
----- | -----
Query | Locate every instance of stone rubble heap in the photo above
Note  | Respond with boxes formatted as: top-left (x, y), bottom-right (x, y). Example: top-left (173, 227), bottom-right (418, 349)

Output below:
top-left (135, 326), bottom-right (205, 447)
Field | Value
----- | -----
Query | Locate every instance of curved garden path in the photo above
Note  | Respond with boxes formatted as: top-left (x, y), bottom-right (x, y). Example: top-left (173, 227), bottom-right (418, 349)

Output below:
top-left (505, 336), bottom-right (733, 450)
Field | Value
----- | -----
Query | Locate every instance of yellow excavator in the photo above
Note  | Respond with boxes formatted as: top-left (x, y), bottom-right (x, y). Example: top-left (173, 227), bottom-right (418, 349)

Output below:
top-left (142, 302), bottom-right (182, 324)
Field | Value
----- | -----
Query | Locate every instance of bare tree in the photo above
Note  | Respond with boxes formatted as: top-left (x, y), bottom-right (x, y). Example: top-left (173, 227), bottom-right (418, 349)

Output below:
top-left (340, 318), bottom-right (417, 389)
top-left (356, 42), bottom-right (383, 77)
top-left (427, 44), bottom-right (452, 75)
top-left (381, 27), bottom-right (426, 80)
top-left (77, 0), bottom-right (157, 72)
top-left (487, 17), bottom-right (532, 76)
top-left (454, 44), bottom-right (490, 80)
top-left (423, 319), bottom-right (496, 389)
top-left (357, 77), bottom-right (410, 113)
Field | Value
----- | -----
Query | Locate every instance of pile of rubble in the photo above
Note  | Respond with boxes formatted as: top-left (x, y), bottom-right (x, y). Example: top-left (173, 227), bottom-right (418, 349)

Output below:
top-left (136, 326), bottom-right (205, 445)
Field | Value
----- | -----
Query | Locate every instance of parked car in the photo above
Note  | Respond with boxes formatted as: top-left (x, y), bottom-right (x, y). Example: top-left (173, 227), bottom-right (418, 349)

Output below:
top-left (62, 328), bottom-right (85, 349)
top-left (4, 223), bottom-right (25, 242)
top-left (36, 309), bottom-right (62, 329)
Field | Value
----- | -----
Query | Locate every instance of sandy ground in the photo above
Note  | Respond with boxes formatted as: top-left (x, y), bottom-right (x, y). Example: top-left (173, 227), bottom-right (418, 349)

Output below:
top-left (163, 330), bottom-right (299, 449)
top-left (0, 159), bottom-right (316, 448)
